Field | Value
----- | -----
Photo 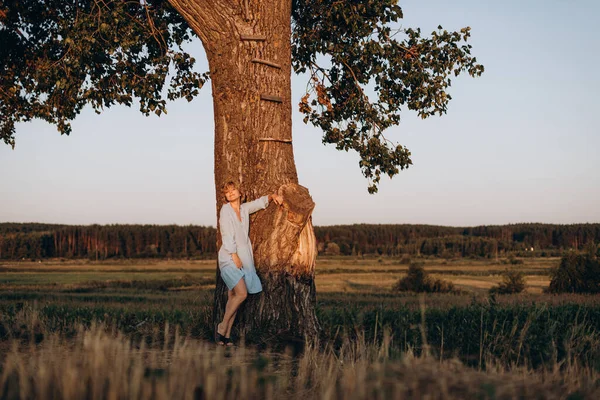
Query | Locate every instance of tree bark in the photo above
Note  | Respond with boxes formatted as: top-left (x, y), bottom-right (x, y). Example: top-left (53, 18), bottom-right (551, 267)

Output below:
top-left (167, 0), bottom-right (319, 342)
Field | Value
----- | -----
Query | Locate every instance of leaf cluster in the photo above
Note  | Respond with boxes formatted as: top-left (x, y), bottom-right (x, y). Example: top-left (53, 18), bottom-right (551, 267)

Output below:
top-left (292, 0), bottom-right (484, 192)
top-left (0, 0), bottom-right (207, 148)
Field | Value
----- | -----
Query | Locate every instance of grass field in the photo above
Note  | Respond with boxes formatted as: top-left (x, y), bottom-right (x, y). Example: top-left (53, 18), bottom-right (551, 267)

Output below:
top-left (1, 256), bottom-right (599, 398)
top-left (0, 256), bottom-right (556, 291)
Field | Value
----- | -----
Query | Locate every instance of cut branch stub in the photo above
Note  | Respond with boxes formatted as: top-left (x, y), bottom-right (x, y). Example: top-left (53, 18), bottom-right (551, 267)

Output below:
top-left (260, 94), bottom-right (283, 103)
top-left (281, 184), bottom-right (314, 227)
top-left (251, 184), bottom-right (316, 277)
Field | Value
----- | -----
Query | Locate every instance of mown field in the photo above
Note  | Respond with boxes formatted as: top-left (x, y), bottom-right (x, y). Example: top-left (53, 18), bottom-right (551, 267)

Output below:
top-left (0, 256), bottom-right (557, 291)
top-left (1, 257), bottom-right (600, 399)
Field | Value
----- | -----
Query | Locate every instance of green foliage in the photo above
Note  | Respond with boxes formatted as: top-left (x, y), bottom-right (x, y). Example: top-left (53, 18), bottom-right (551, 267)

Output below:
top-left (3, 222), bottom-right (600, 260)
top-left (314, 223), bottom-right (600, 258)
top-left (292, 0), bottom-right (484, 192)
top-left (490, 268), bottom-right (526, 295)
top-left (392, 262), bottom-right (455, 293)
top-left (0, 223), bottom-right (216, 260)
top-left (547, 253), bottom-right (600, 294)
top-left (2, 0), bottom-right (483, 194)
top-left (0, 0), bottom-right (207, 148)
top-left (584, 241), bottom-right (598, 258)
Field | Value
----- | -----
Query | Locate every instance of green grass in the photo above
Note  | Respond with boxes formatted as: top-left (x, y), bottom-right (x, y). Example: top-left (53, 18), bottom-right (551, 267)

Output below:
top-left (0, 271), bottom-right (213, 286)
top-left (1, 257), bottom-right (599, 371)
top-left (2, 293), bottom-right (600, 372)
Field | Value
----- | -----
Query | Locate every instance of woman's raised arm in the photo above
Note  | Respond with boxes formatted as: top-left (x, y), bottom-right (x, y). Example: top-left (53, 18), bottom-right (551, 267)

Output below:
top-left (244, 195), bottom-right (269, 214)
top-left (244, 194), bottom-right (284, 214)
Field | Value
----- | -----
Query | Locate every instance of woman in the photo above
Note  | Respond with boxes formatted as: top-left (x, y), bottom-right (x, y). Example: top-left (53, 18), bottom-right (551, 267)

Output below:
top-left (215, 181), bottom-right (283, 346)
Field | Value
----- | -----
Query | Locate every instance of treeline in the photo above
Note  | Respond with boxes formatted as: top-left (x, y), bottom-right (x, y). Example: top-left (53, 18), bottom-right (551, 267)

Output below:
top-left (0, 224), bottom-right (217, 260)
top-left (0, 223), bottom-right (599, 260)
top-left (314, 223), bottom-right (600, 258)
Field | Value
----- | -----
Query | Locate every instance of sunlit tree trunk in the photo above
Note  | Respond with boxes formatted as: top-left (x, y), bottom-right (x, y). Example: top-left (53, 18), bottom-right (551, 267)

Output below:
top-left (168, 0), bottom-right (318, 341)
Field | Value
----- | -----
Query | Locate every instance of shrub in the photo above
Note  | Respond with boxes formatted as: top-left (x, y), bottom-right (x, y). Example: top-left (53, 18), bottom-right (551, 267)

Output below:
top-left (547, 253), bottom-right (600, 294)
top-left (324, 242), bottom-right (341, 256)
top-left (490, 268), bottom-right (526, 294)
top-left (502, 255), bottom-right (524, 265)
top-left (393, 262), bottom-right (455, 293)
top-left (398, 256), bottom-right (412, 265)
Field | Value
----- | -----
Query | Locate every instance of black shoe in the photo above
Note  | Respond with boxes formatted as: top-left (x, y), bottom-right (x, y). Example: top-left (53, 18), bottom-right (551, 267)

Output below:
top-left (215, 325), bottom-right (226, 346)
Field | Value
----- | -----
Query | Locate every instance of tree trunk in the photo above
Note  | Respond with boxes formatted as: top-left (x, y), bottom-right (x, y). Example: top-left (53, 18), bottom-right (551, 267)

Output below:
top-left (168, 0), bottom-right (319, 342)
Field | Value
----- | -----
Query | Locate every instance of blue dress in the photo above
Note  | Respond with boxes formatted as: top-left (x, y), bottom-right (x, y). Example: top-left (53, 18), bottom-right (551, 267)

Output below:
top-left (218, 196), bottom-right (268, 294)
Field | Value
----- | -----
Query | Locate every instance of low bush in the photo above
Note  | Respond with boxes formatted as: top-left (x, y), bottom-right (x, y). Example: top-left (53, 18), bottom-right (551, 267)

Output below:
top-left (490, 268), bottom-right (526, 294)
top-left (502, 256), bottom-right (524, 265)
top-left (393, 262), bottom-right (455, 293)
top-left (547, 253), bottom-right (600, 294)
top-left (398, 256), bottom-right (412, 265)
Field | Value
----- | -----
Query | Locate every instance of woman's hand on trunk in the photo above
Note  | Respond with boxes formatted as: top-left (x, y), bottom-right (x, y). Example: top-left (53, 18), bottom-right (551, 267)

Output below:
top-left (269, 193), bottom-right (284, 206)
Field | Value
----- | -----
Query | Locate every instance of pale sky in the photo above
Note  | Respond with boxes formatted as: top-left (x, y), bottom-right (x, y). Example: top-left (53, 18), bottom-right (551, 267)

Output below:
top-left (1, 0), bottom-right (599, 227)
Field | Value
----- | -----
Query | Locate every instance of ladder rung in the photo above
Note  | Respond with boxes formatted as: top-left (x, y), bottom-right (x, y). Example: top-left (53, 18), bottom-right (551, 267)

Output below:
top-left (251, 58), bottom-right (282, 69)
top-left (260, 94), bottom-right (283, 103)
top-left (259, 138), bottom-right (292, 143)
top-left (241, 34), bottom-right (267, 41)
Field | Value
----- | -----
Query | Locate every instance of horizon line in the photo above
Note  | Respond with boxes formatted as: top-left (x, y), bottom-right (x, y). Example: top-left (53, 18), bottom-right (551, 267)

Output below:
top-left (2, 220), bottom-right (599, 229)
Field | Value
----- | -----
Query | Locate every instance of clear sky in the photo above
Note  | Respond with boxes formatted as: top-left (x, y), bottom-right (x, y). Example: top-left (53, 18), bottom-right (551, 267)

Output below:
top-left (1, 0), bottom-right (599, 227)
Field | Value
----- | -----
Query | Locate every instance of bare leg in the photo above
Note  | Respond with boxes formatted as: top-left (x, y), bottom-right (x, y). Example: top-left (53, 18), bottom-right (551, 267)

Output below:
top-left (218, 279), bottom-right (247, 340)
top-left (226, 289), bottom-right (237, 338)
top-left (226, 311), bottom-right (237, 337)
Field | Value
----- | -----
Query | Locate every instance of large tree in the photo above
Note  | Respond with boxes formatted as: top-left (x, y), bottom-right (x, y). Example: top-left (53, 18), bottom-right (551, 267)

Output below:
top-left (0, 0), bottom-right (483, 342)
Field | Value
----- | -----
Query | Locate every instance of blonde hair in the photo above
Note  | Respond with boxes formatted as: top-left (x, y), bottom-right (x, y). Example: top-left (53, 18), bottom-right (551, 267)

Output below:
top-left (221, 181), bottom-right (239, 192)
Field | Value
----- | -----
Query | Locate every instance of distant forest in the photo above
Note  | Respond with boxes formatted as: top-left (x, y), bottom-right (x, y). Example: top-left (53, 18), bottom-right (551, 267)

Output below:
top-left (0, 223), bottom-right (599, 260)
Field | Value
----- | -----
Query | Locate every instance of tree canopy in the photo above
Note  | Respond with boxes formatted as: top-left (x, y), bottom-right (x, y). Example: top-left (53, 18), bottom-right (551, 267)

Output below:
top-left (1, 0), bottom-right (483, 192)
top-left (0, 0), bottom-right (206, 144)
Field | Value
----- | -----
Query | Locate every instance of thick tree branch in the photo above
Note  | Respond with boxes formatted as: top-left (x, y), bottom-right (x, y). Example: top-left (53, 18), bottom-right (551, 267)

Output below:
top-left (167, 0), bottom-right (236, 51)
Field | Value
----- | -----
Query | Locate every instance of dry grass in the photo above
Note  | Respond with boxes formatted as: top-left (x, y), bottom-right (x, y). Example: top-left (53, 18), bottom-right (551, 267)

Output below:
top-left (316, 272), bottom-right (402, 293)
top-left (317, 257), bottom-right (555, 294)
top-left (316, 272), bottom-right (550, 294)
top-left (2, 257), bottom-right (600, 398)
top-left (1, 322), bottom-right (598, 400)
